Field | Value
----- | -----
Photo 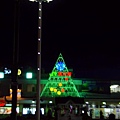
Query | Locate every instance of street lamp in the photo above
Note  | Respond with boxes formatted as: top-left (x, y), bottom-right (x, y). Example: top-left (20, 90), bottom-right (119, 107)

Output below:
top-left (29, 0), bottom-right (53, 120)
top-left (12, 0), bottom-right (52, 119)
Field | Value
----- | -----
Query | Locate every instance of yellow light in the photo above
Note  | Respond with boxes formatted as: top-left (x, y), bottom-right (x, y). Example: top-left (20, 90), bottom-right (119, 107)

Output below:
top-left (18, 69), bottom-right (21, 76)
top-left (10, 89), bottom-right (12, 92)
top-left (9, 89), bottom-right (12, 98)
top-left (54, 88), bottom-right (57, 92)
top-left (17, 89), bottom-right (21, 92)
top-left (58, 83), bottom-right (62, 87)
top-left (50, 87), bottom-right (54, 91)
top-left (57, 91), bottom-right (61, 95)
top-left (9, 89), bottom-right (21, 98)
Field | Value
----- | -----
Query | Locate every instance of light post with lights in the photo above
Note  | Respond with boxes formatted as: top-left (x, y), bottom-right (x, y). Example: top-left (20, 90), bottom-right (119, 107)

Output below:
top-left (29, 0), bottom-right (52, 120)
top-left (12, 0), bottom-right (52, 119)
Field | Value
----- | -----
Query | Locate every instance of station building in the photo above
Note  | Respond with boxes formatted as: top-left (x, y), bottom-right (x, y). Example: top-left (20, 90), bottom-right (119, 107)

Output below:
top-left (0, 53), bottom-right (120, 119)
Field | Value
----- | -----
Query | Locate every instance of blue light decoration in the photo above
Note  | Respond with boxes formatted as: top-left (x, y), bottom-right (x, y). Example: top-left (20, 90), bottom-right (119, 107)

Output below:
top-left (56, 62), bottom-right (65, 71)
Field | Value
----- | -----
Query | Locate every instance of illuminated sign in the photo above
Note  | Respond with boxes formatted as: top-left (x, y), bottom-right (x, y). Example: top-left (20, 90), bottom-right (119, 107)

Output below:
top-left (0, 72), bottom-right (4, 78)
top-left (4, 68), bottom-right (11, 74)
top-left (18, 69), bottom-right (21, 76)
top-left (26, 72), bottom-right (32, 79)
top-left (4, 68), bottom-right (21, 76)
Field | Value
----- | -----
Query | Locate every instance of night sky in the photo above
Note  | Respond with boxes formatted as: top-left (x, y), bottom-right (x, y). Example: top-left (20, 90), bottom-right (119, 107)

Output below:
top-left (1, 0), bottom-right (120, 79)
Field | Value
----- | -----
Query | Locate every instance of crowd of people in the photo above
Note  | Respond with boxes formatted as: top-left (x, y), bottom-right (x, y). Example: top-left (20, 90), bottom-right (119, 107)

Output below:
top-left (0, 108), bottom-right (116, 120)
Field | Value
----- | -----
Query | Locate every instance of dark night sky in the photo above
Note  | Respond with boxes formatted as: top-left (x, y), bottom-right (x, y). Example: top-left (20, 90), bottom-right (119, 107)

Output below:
top-left (1, 0), bottom-right (120, 79)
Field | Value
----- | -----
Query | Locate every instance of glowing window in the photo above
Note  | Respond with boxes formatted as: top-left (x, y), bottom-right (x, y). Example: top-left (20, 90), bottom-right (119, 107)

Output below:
top-left (26, 72), bottom-right (32, 79)
top-left (0, 72), bottom-right (4, 78)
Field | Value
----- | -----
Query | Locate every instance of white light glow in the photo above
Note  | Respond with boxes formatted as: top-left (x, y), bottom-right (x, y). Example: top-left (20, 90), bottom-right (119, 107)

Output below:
top-left (32, 100), bottom-right (35, 103)
top-left (82, 110), bottom-right (84, 113)
top-left (46, 0), bottom-right (53, 2)
top-left (49, 101), bottom-right (53, 103)
top-left (86, 102), bottom-right (89, 104)
top-left (92, 104), bottom-right (95, 108)
top-left (0, 72), bottom-right (4, 78)
top-left (102, 102), bottom-right (106, 105)
top-left (5, 104), bottom-right (12, 106)
top-left (41, 108), bottom-right (44, 115)
top-left (29, 0), bottom-right (52, 3)
top-left (29, 0), bottom-right (36, 2)
top-left (26, 72), bottom-right (32, 79)
top-left (110, 85), bottom-right (119, 89)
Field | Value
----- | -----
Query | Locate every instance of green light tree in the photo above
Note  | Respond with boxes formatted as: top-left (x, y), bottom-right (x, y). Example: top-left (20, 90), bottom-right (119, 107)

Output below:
top-left (40, 53), bottom-right (80, 97)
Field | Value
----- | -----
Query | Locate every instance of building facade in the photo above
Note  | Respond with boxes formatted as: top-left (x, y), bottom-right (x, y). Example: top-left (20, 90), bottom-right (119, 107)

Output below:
top-left (0, 53), bottom-right (120, 119)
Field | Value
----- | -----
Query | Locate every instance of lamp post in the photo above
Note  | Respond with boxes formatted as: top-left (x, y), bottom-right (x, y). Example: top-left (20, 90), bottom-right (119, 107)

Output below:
top-left (12, 0), bottom-right (52, 119)
top-left (29, 0), bottom-right (52, 120)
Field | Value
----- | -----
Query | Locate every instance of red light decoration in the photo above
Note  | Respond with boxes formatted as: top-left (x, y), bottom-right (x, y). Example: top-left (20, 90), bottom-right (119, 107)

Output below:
top-left (67, 72), bottom-right (72, 76)
top-left (65, 78), bottom-right (68, 81)
top-left (63, 72), bottom-right (66, 76)
top-left (58, 72), bottom-right (62, 76)
top-left (0, 100), bottom-right (6, 107)
top-left (61, 88), bottom-right (65, 92)
top-left (58, 72), bottom-right (72, 76)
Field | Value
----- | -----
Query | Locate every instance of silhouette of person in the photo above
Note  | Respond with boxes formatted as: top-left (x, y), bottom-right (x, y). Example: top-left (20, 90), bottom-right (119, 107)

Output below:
top-left (109, 113), bottom-right (115, 120)
top-left (100, 110), bottom-right (104, 120)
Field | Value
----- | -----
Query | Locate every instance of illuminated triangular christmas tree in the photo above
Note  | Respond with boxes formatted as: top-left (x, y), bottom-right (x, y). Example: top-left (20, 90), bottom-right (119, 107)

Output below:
top-left (40, 53), bottom-right (80, 97)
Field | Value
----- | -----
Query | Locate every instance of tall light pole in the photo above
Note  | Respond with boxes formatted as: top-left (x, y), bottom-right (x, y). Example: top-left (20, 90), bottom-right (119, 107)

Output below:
top-left (12, 0), bottom-right (52, 120)
top-left (29, 0), bottom-right (52, 120)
